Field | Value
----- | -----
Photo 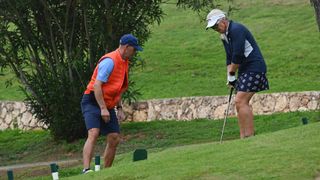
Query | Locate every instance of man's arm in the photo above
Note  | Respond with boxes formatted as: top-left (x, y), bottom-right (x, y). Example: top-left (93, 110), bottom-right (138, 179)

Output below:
top-left (93, 80), bottom-right (110, 122)
top-left (94, 58), bottom-right (114, 110)
top-left (93, 80), bottom-right (107, 110)
top-left (93, 57), bottom-right (114, 122)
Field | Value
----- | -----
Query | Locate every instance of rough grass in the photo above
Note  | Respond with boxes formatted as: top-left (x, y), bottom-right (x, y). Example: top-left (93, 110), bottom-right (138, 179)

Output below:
top-left (0, 69), bottom-right (25, 100)
top-left (0, 0), bottom-right (319, 101)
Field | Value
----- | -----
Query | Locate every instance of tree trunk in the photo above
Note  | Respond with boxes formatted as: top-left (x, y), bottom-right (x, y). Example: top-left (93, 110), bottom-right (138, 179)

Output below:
top-left (311, 0), bottom-right (320, 31)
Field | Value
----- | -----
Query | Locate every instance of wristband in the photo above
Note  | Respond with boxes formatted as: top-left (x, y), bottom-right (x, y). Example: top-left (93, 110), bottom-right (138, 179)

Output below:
top-left (227, 75), bottom-right (236, 82)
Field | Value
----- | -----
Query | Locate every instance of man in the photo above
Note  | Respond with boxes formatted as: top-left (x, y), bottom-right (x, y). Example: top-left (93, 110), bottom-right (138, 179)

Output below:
top-left (81, 34), bottom-right (142, 173)
top-left (206, 9), bottom-right (269, 139)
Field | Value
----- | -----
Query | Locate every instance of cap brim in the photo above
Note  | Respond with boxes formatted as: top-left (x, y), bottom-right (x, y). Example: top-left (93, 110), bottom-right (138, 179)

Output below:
top-left (134, 45), bottom-right (143, 51)
top-left (206, 18), bottom-right (218, 30)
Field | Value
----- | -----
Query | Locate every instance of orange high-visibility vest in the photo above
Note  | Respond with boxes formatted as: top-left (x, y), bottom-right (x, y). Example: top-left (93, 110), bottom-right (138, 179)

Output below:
top-left (84, 49), bottom-right (129, 109)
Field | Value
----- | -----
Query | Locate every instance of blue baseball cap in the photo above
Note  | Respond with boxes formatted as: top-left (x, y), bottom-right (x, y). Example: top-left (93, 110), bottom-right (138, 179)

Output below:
top-left (119, 34), bottom-right (143, 51)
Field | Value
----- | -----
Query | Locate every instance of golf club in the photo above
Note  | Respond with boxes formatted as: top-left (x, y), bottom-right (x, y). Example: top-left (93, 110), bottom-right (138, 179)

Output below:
top-left (219, 87), bottom-right (234, 144)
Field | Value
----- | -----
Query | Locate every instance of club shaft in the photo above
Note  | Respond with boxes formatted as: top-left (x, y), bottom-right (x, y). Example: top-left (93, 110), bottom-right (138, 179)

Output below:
top-left (220, 88), bottom-right (234, 143)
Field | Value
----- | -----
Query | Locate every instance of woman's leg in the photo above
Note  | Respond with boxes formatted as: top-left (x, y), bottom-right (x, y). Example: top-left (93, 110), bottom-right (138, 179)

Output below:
top-left (235, 91), bottom-right (255, 138)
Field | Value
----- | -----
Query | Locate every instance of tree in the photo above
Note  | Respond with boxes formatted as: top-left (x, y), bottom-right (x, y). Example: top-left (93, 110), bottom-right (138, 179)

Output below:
top-left (311, 0), bottom-right (320, 31)
top-left (0, 0), bottom-right (163, 141)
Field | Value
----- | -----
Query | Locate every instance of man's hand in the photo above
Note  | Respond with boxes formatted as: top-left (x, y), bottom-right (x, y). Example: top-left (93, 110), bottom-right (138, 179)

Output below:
top-left (116, 108), bottom-right (126, 122)
top-left (101, 108), bottom-right (110, 123)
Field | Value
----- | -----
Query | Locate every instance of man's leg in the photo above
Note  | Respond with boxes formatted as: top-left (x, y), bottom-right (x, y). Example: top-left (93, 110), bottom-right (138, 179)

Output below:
top-left (235, 91), bottom-right (255, 138)
top-left (103, 132), bottom-right (120, 167)
top-left (83, 128), bottom-right (100, 169)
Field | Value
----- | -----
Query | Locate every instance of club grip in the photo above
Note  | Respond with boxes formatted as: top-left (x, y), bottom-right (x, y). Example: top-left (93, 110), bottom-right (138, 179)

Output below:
top-left (228, 88), bottom-right (234, 102)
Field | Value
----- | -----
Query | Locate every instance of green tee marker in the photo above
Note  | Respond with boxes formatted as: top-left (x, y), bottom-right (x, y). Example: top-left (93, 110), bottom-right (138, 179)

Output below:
top-left (50, 163), bottom-right (59, 180)
top-left (302, 117), bottom-right (308, 125)
top-left (133, 149), bottom-right (147, 162)
top-left (95, 155), bottom-right (100, 171)
top-left (7, 170), bottom-right (13, 180)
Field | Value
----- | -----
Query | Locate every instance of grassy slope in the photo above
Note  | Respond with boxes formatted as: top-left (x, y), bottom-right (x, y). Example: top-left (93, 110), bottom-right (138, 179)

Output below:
top-left (0, 69), bottom-right (25, 100)
top-left (0, 0), bottom-right (319, 101)
top-left (66, 122), bottom-right (320, 180)
top-left (1, 111), bottom-right (318, 179)
top-left (132, 0), bottom-right (320, 100)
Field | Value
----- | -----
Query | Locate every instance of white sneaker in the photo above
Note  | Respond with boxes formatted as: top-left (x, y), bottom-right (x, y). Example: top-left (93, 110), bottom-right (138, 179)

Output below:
top-left (82, 168), bottom-right (94, 174)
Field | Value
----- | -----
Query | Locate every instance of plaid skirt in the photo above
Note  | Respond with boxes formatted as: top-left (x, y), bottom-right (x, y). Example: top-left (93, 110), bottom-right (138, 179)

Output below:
top-left (236, 72), bottom-right (269, 92)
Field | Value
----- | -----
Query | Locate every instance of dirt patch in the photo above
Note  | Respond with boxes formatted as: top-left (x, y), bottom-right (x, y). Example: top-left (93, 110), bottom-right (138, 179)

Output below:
top-left (120, 132), bottom-right (147, 142)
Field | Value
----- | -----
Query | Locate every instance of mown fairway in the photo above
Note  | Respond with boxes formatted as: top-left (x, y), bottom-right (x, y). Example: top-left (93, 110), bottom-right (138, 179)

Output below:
top-left (64, 122), bottom-right (320, 180)
top-left (2, 111), bottom-right (319, 179)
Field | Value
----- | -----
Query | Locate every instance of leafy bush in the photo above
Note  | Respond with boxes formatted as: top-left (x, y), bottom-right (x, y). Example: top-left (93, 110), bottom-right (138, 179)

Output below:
top-left (0, 0), bottom-right (163, 141)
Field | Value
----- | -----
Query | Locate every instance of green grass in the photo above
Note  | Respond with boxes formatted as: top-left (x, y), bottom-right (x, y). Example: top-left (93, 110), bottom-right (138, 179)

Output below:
top-left (1, 111), bottom-right (318, 166)
top-left (1, 0), bottom-right (320, 179)
top-left (0, 0), bottom-right (319, 100)
top-left (0, 130), bottom-right (80, 166)
top-left (64, 121), bottom-right (320, 179)
top-left (0, 69), bottom-right (25, 101)
top-left (1, 111), bottom-right (319, 179)
top-left (132, 0), bottom-right (320, 99)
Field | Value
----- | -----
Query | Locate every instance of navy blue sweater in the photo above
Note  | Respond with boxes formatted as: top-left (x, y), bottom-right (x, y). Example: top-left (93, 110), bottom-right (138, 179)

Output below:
top-left (222, 21), bottom-right (267, 73)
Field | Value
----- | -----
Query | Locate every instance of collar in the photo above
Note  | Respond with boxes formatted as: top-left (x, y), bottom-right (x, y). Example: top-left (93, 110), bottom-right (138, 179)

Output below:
top-left (225, 20), bottom-right (232, 36)
top-left (220, 21), bottom-right (232, 43)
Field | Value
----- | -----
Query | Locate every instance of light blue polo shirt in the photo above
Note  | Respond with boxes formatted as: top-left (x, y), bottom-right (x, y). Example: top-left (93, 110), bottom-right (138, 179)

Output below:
top-left (97, 58), bottom-right (114, 82)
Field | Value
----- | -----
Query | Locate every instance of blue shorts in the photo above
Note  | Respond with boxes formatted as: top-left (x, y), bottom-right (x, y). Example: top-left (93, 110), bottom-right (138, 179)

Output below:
top-left (236, 72), bottom-right (269, 92)
top-left (81, 93), bottom-right (120, 135)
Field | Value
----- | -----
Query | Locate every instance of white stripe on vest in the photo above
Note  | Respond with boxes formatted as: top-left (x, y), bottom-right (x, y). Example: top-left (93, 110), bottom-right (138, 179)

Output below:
top-left (244, 39), bottom-right (253, 58)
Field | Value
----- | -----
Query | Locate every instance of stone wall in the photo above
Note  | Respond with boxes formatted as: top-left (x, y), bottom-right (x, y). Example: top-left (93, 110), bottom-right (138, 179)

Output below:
top-left (0, 91), bottom-right (319, 130)
top-left (124, 91), bottom-right (320, 121)
top-left (0, 101), bottom-right (47, 130)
